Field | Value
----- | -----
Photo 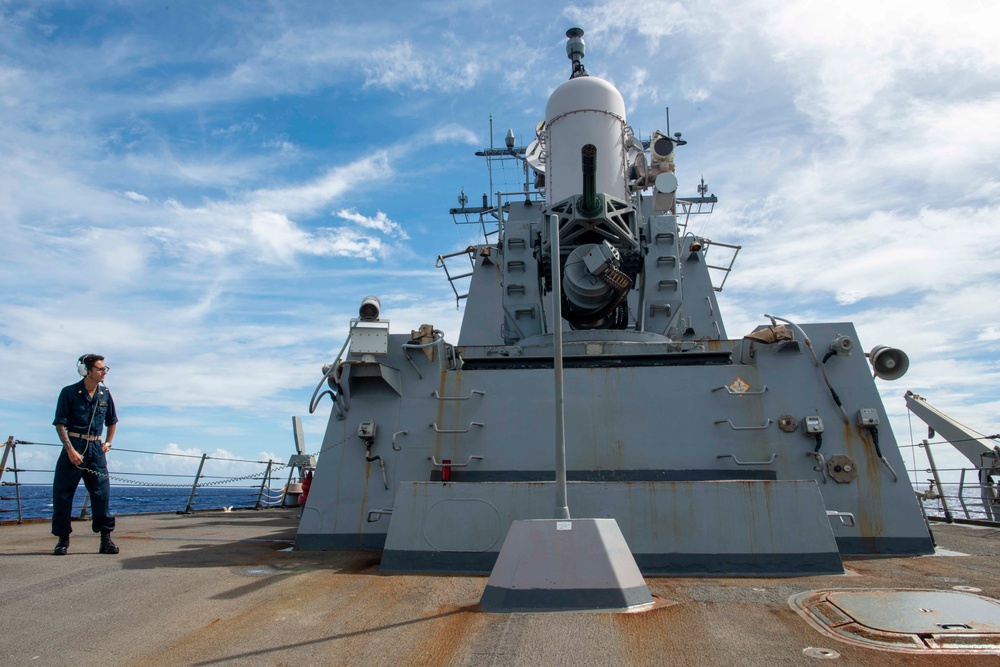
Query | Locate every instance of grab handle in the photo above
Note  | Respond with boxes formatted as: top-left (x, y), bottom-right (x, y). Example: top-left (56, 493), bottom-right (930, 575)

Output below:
top-left (717, 453), bottom-right (777, 466)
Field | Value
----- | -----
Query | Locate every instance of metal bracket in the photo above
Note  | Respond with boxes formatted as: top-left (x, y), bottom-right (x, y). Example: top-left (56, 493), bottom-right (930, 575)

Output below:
top-left (430, 422), bottom-right (485, 434)
top-left (717, 453), bottom-right (777, 466)
top-left (714, 419), bottom-right (772, 430)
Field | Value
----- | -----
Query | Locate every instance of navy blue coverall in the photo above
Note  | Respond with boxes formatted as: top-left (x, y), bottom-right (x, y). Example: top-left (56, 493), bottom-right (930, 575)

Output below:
top-left (52, 379), bottom-right (118, 538)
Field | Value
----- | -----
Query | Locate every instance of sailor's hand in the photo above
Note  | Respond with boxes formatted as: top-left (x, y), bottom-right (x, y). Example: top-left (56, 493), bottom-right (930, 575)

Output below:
top-left (102, 441), bottom-right (112, 453)
top-left (68, 449), bottom-right (84, 466)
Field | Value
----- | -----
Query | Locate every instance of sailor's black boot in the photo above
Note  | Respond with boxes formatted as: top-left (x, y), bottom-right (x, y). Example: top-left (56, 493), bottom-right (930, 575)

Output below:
top-left (99, 531), bottom-right (119, 554)
top-left (53, 536), bottom-right (70, 556)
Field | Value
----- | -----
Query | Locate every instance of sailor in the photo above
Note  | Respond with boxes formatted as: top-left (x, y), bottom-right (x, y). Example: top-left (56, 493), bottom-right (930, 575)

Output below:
top-left (51, 353), bottom-right (120, 555)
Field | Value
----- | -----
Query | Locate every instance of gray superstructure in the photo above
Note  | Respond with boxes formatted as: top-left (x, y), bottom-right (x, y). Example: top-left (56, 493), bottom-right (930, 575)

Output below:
top-left (296, 28), bottom-right (933, 574)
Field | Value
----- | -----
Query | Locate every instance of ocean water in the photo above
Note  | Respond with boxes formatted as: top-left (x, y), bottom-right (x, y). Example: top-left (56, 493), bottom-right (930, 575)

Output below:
top-left (0, 484), bottom-right (295, 522)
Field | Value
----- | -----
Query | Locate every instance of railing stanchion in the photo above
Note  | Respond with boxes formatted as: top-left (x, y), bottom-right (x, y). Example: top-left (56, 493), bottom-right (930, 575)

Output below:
top-left (185, 454), bottom-right (209, 514)
top-left (255, 461), bottom-right (273, 509)
top-left (1, 439), bottom-right (25, 524)
top-left (922, 439), bottom-right (953, 523)
top-left (282, 465), bottom-right (296, 506)
top-left (956, 468), bottom-right (971, 520)
top-left (0, 437), bottom-right (13, 487)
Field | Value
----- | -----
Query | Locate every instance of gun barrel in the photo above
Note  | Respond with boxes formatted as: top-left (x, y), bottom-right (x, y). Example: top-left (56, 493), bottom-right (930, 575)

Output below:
top-left (580, 143), bottom-right (599, 216)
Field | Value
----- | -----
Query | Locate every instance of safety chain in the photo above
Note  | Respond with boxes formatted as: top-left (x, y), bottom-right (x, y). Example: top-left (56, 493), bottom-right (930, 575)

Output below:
top-left (72, 464), bottom-right (293, 488)
top-left (22, 431), bottom-right (358, 489)
top-left (311, 432), bottom-right (355, 460)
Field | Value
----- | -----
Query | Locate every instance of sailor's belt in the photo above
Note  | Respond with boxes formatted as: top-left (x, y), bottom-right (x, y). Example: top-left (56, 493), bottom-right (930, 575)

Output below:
top-left (67, 432), bottom-right (100, 442)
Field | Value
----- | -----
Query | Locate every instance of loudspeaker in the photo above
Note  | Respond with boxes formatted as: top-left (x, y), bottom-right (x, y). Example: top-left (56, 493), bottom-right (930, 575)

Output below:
top-left (77, 355), bottom-right (91, 377)
top-left (868, 345), bottom-right (909, 381)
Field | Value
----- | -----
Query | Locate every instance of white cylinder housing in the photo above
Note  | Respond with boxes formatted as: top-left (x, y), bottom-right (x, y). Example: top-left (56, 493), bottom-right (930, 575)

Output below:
top-left (545, 76), bottom-right (628, 206)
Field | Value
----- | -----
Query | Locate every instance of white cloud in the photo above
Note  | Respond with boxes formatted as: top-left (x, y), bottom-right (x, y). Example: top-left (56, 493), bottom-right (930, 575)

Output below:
top-left (211, 119), bottom-right (259, 137)
top-left (362, 39), bottom-right (482, 92)
top-left (249, 211), bottom-right (311, 264)
top-left (263, 139), bottom-right (297, 154)
top-left (684, 87), bottom-right (710, 103)
top-left (122, 190), bottom-right (149, 202)
top-left (245, 152), bottom-right (391, 215)
top-left (335, 208), bottom-right (408, 238)
top-left (978, 327), bottom-right (1000, 342)
top-left (728, 204), bottom-right (1000, 305)
top-left (138, 151), bottom-right (401, 264)
top-left (616, 68), bottom-right (661, 111)
top-left (431, 123), bottom-right (479, 146)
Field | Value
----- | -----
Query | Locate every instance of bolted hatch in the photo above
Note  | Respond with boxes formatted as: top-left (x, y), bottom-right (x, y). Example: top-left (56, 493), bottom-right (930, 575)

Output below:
top-left (791, 589), bottom-right (1000, 654)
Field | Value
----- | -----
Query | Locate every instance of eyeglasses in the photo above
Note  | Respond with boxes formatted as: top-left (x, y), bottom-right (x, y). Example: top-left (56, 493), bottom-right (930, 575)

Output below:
top-left (94, 366), bottom-right (110, 374)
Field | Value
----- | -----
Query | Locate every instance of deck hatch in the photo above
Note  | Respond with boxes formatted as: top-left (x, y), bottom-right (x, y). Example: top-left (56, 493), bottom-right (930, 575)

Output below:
top-left (791, 589), bottom-right (1000, 654)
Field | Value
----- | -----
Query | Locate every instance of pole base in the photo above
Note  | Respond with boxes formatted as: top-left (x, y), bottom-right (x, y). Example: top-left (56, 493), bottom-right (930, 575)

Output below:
top-left (479, 518), bottom-right (653, 613)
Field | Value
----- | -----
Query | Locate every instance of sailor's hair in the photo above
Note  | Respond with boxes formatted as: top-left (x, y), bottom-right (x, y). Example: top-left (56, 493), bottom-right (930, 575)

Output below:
top-left (80, 354), bottom-right (104, 372)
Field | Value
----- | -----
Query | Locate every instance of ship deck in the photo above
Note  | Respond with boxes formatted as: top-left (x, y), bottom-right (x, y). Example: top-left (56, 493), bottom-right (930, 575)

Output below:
top-left (2, 509), bottom-right (998, 666)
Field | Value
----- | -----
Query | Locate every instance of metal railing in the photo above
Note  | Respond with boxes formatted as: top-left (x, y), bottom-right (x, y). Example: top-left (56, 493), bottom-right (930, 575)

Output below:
top-left (1, 436), bottom-right (304, 525)
top-left (903, 438), bottom-right (1000, 526)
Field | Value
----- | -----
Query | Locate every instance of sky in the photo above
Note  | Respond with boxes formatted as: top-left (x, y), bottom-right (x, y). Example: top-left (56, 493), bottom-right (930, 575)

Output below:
top-left (1, 0), bottom-right (998, 493)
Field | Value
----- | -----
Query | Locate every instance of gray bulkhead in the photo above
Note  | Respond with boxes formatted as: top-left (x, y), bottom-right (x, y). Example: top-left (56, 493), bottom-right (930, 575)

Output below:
top-left (296, 317), bottom-right (932, 570)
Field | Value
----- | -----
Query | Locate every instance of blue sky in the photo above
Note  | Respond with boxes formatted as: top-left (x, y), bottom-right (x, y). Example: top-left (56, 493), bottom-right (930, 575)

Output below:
top-left (1, 0), bottom-right (998, 487)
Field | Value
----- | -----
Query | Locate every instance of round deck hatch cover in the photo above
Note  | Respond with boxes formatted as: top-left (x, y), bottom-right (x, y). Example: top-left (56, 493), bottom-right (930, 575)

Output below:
top-left (791, 589), bottom-right (1000, 654)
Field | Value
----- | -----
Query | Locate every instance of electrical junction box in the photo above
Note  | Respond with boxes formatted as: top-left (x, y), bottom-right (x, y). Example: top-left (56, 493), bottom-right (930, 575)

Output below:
top-left (803, 416), bottom-right (825, 434)
top-left (358, 420), bottom-right (376, 439)
top-left (857, 408), bottom-right (880, 427)
top-left (350, 320), bottom-right (390, 355)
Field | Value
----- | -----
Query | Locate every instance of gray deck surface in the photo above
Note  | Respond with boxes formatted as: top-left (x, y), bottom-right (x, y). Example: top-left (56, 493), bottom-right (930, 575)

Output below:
top-left (2, 509), bottom-right (998, 666)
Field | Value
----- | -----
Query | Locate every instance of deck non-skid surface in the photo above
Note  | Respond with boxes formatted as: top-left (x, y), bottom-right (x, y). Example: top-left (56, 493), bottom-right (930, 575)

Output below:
top-left (2, 510), bottom-right (998, 666)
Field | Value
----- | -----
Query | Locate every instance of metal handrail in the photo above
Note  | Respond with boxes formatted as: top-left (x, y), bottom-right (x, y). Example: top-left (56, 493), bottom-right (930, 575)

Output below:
top-left (430, 422), bottom-right (485, 434)
top-left (717, 453), bottom-right (777, 466)
top-left (714, 419), bottom-right (772, 430)
top-left (909, 465), bottom-right (1000, 525)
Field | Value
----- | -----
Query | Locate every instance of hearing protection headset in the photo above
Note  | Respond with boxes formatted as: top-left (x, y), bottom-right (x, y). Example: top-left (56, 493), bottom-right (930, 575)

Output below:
top-left (77, 354), bottom-right (93, 377)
